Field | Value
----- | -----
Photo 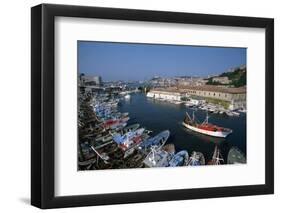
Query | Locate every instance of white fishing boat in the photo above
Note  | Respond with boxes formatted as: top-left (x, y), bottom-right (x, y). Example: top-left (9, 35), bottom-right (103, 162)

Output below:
top-left (185, 102), bottom-right (194, 107)
top-left (232, 111), bottom-right (240, 116)
top-left (173, 101), bottom-right (183, 105)
top-left (143, 146), bottom-right (172, 167)
top-left (238, 109), bottom-right (247, 113)
top-left (187, 151), bottom-right (205, 166)
top-left (124, 94), bottom-right (131, 99)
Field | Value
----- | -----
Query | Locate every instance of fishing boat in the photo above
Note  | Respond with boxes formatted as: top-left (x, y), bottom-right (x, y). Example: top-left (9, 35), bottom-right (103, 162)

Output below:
top-left (143, 146), bottom-right (172, 167)
top-left (102, 117), bottom-right (129, 129)
top-left (232, 111), bottom-right (240, 117)
top-left (95, 134), bottom-right (112, 143)
top-left (124, 94), bottom-right (131, 99)
top-left (98, 112), bottom-right (129, 122)
top-left (173, 101), bottom-right (183, 105)
top-left (90, 145), bottom-right (110, 163)
top-left (187, 151), bottom-right (205, 166)
top-left (185, 102), bottom-right (194, 107)
top-left (227, 147), bottom-right (246, 164)
top-left (110, 122), bottom-right (127, 130)
top-left (207, 145), bottom-right (224, 165)
top-left (122, 123), bottom-right (140, 134)
top-left (226, 111), bottom-right (233, 116)
top-left (139, 130), bottom-right (170, 151)
top-left (182, 112), bottom-right (232, 138)
top-left (93, 102), bottom-right (117, 111)
top-left (109, 123), bottom-right (140, 135)
top-left (238, 108), bottom-right (247, 113)
top-left (113, 128), bottom-right (145, 151)
top-left (168, 150), bottom-right (189, 167)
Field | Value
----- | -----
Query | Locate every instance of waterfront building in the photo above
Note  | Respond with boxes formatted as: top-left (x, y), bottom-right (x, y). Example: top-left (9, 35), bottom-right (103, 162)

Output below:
top-left (147, 85), bottom-right (246, 110)
top-left (147, 88), bottom-right (183, 101)
top-left (180, 85), bottom-right (246, 110)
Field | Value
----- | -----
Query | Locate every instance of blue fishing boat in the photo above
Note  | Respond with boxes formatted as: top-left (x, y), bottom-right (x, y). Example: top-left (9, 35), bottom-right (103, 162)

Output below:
top-left (113, 128), bottom-right (145, 145)
top-left (168, 150), bottom-right (189, 167)
top-left (139, 130), bottom-right (170, 151)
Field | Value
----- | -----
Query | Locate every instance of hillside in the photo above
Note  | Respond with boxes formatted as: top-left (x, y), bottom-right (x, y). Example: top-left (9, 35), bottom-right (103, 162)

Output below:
top-left (206, 66), bottom-right (246, 87)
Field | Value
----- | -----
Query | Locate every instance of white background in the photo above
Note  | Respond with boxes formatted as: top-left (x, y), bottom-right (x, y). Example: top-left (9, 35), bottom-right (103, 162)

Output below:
top-left (0, 0), bottom-right (279, 212)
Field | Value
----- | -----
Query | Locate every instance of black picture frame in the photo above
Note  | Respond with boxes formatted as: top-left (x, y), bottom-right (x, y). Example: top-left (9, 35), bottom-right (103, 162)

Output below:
top-left (31, 3), bottom-right (274, 209)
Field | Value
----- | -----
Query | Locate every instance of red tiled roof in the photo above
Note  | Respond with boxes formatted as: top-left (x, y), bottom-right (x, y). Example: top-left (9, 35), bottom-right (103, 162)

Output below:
top-left (152, 85), bottom-right (246, 94)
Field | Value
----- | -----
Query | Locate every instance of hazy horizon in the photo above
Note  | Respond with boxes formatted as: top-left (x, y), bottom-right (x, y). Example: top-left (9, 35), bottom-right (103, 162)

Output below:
top-left (78, 41), bottom-right (246, 81)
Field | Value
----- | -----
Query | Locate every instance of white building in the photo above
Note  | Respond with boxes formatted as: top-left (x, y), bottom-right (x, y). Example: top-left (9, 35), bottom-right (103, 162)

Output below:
top-left (147, 89), bottom-right (182, 101)
top-left (147, 86), bottom-right (246, 110)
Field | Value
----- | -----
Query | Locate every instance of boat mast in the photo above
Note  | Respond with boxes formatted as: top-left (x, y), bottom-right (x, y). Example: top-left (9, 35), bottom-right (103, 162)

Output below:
top-left (149, 145), bottom-right (157, 166)
top-left (185, 112), bottom-right (192, 121)
top-left (91, 145), bottom-right (109, 163)
top-left (202, 112), bottom-right (209, 124)
top-left (192, 111), bottom-right (195, 121)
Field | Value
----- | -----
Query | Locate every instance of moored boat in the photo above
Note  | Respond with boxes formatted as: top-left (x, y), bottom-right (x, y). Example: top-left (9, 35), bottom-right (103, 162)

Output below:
top-left (232, 111), bottom-right (240, 117)
top-left (168, 150), bottom-right (189, 167)
top-left (182, 112), bottom-right (232, 138)
top-left (102, 117), bottom-right (129, 129)
top-left (227, 147), bottom-right (246, 164)
top-left (139, 130), bottom-right (170, 151)
top-left (98, 112), bottom-right (129, 122)
top-left (122, 123), bottom-right (140, 134)
top-left (95, 134), bottom-right (112, 143)
top-left (113, 128), bottom-right (146, 151)
top-left (124, 94), bottom-right (131, 99)
top-left (143, 146), bottom-right (172, 167)
top-left (187, 151), bottom-right (205, 166)
top-left (207, 145), bottom-right (224, 165)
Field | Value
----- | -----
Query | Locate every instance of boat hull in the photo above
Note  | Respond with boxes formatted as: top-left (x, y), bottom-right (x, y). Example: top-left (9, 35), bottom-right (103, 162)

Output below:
top-left (182, 122), bottom-right (231, 138)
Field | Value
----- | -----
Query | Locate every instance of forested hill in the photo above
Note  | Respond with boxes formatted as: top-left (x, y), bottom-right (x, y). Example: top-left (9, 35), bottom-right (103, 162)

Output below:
top-left (206, 66), bottom-right (246, 87)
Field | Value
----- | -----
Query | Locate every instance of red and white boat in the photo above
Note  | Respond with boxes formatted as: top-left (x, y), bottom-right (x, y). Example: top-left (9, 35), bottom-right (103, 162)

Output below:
top-left (182, 112), bottom-right (232, 138)
top-left (102, 117), bottom-right (129, 129)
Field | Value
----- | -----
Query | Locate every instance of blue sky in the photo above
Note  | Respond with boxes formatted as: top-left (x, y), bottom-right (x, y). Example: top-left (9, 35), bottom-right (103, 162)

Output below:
top-left (78, 41), bottom-right (246, 81)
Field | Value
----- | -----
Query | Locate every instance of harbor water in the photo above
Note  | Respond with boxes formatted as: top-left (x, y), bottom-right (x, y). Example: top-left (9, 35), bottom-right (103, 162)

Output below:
top-left (118, 93), bottom-right (247, 163)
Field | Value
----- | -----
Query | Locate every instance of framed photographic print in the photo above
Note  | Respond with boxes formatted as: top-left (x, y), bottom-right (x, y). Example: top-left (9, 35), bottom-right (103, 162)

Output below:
top-left (31, 3), bottom-right (274, 209)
